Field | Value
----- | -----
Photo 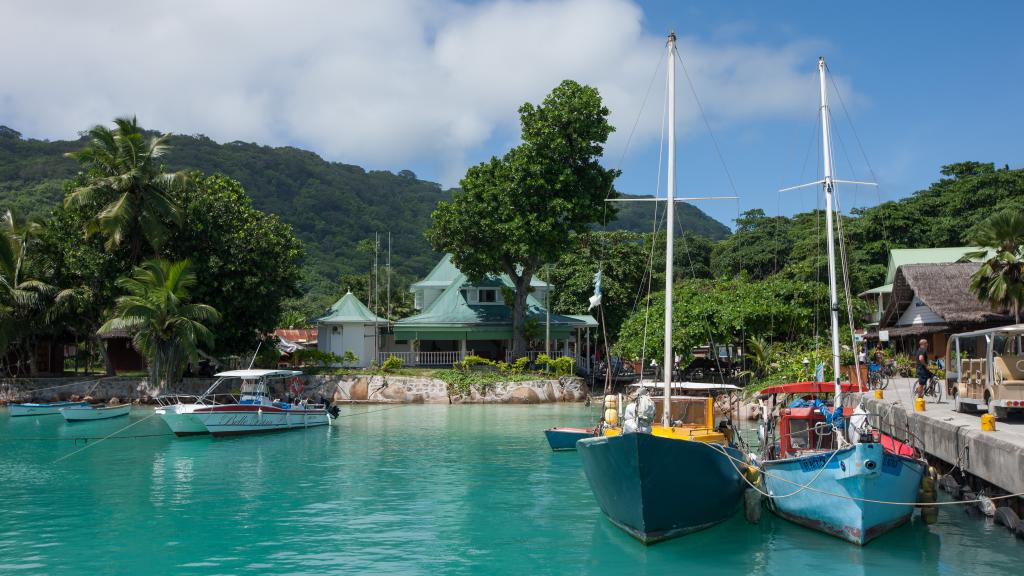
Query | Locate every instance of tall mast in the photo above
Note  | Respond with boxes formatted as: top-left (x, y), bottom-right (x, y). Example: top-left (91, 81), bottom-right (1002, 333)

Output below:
top-left (818, 57), bottom-right (843, 409)
top-left (662, 32), bottom-right (677, 427)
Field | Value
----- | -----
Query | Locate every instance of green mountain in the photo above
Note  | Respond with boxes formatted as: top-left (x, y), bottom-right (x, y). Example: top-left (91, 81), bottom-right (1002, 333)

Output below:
top-left (0, 125), bottom-right (731, 284)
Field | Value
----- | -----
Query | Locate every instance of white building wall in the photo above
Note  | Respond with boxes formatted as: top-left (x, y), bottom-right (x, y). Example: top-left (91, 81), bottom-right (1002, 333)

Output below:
top-left (896, 297), bottom-right (944, 326)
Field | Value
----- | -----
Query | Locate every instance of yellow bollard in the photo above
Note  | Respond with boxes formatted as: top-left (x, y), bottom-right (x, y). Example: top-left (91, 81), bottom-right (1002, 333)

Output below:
top-left (874, 389), bottom-right (884, 400)
top-left (915, 397), bottom-right (926, 412)
top-left (981, 413), bottom-right (996, 432)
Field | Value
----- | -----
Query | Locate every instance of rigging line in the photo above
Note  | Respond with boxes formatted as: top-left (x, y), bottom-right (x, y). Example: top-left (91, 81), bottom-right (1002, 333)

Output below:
top-left (833, 185), bottom-right (865, 390)
top-left (634, 58), bottom-right (672, 378)
top-left (607, 46), bottom-right (667, 199)
top-left (675, 202), bottom-right (730, 384)
top-left (674, 50), bottom-right (740, 197)
top-left (52, 411), bottom-right (160, 464)
top-left (826, 65), bottom-right (894, 273)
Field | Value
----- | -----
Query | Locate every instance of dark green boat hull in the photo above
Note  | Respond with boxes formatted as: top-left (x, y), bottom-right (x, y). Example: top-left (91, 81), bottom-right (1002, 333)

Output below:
top-left (577, 433), bottom-right (745, 544)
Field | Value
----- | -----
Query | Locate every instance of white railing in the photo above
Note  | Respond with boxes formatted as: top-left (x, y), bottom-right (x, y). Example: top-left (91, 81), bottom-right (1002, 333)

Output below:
top-left (378, 350), bottom-right (472, 367)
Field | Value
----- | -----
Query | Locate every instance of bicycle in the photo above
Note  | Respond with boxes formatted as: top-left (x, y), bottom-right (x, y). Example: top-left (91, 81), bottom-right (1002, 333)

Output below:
top-left (867, 362), bottom-right (889, 390)
top-left (921, 374), bottom-right (941, 402)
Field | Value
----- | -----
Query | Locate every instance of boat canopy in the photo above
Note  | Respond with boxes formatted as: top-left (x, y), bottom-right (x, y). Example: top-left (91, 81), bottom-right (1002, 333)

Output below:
top-left (631, 381), bottom-right (741, 391)
top-left (213, 369), bottom-right (302, 379)
top-left (757, 381), bottom-right (858, 396)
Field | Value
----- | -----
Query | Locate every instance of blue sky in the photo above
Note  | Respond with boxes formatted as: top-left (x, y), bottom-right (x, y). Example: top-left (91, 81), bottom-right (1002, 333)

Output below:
top-left (608, 1), bottom-right (1024, 226)
top-left (1, 1), bottom-right (1021, 229)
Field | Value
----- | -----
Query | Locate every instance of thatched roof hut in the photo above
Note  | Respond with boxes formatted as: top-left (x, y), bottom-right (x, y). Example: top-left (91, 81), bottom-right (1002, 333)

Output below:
top-left (878, 262), bottom-right (1011, 342)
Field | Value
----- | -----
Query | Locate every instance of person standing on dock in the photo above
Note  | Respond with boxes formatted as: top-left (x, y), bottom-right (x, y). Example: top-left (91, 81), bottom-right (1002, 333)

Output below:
top-left (915, 339), bottom-right (931, 398)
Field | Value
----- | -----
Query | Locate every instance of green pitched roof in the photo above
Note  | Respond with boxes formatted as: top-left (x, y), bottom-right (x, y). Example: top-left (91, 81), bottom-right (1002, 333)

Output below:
top-left (317, 292), bottom-right (386, 324)
top-left (395, 270), bottom-right (590, 340)
top-left (885, 247), bottom-right (992, 284)
top-left (410, 254), bottom-right (549, 290)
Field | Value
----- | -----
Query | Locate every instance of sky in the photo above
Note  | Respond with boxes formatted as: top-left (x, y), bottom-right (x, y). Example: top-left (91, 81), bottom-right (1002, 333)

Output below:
top-left (1, 0), bottom-right (1021, 229)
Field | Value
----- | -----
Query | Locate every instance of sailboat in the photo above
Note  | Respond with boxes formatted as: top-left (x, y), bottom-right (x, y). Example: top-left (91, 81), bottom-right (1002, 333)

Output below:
top-left (576, 33), bottom-right (745, 544)
top-left (757, 57), bottom-right (926, 545)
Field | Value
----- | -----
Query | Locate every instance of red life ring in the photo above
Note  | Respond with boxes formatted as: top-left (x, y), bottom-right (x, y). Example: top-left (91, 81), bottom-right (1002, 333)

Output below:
top-left (289, 376), bottom-right (304, 396)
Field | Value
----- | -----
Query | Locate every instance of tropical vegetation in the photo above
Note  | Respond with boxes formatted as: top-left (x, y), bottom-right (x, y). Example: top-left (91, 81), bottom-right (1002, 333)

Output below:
top-left (100, 259), bottom-right (219, 386)
top-left (427, 80), bottom-right (620, 357)
top-left (968, 208), bottom-right (1024, 322)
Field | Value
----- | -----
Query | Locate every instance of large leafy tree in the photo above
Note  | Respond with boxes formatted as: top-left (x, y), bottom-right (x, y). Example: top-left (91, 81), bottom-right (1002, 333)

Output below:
top-left (968, 209), bottom-right (1024, 322)
top-left (100, 259), bottom-right (219, 387)
top-left (614, 277), bottom-right (832, 367)
top-left (710, 209), bottom-right (791, 280)
top-left (427, 80), bottom-right (619, 356)
top-left (164, 174), bottom-right (303, 354)
top-left (65, 117), bottom-right (185, 262)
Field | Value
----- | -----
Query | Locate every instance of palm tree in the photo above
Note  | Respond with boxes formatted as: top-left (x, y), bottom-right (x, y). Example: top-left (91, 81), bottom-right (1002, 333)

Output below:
top-left (968, 209), bottom-right (1024, 323)
top-left (65, 117), bottom-right (185, 262)
top-left (0, 210), bottom-right (54, 374)
top-left (100, 259), bottom-right (219, 388)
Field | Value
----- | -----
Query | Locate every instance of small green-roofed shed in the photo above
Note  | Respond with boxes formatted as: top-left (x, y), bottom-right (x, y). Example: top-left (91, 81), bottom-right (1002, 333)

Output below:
top-left (316, 292), bottom-right (386, 368)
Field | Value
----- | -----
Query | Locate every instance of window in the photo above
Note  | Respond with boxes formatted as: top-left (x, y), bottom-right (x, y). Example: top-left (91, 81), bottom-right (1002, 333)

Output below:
top-left (479, 289), bottom-right (497, 303)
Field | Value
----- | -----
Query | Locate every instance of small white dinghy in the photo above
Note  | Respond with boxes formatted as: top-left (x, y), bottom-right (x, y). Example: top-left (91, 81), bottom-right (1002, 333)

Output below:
top-left (10, 401), bottom-right (90, 417)
top-left (60, 403), bottom-right (131, 422)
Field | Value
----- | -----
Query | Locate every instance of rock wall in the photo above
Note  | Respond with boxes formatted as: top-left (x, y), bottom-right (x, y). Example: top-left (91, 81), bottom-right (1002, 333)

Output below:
top-left (1, 374), bottom-right (589, 405)
top-left (322, 374), bottom-right (588, 404)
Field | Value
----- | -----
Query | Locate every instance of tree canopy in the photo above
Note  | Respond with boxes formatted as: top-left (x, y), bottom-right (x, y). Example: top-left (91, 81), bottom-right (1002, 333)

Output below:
top-left (427, 80), bottom-right (620, 355)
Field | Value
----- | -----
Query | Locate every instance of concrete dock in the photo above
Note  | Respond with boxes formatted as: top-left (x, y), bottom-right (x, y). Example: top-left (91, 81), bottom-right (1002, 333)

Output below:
top-left (851, 377), bottom-right (1024, 497)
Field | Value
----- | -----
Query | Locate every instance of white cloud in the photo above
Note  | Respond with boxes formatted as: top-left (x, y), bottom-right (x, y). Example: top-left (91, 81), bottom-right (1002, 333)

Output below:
top-left (0, 0), bottom-right (852, 185)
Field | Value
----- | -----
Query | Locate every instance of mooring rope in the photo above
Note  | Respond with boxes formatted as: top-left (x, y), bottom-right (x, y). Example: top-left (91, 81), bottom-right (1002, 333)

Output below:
top-left (52, 411), bottom-right (160, 464)
top-left (704, 440), bottom-right (1024, 507)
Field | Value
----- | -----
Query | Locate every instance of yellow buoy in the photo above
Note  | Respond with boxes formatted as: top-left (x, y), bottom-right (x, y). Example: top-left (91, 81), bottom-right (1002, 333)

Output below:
top-left (604, 395), bottom-right (617, 409)
top-left (873, 389), bottom-right (884, 400)
top-left (915, 397), bottom-right (926, 412)
top-left (981, 413), bottom-right (996, 432)
top-left (605, 408), bottom-right (619, 426)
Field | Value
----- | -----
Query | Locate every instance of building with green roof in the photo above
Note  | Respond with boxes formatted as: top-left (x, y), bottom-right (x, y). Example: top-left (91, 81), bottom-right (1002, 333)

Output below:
top-left (316, 291), bottom-right (387, 368)
top-left (859, 246), bottom-right (993, 326)
top-left (390, 254), bottom-right (598, 366)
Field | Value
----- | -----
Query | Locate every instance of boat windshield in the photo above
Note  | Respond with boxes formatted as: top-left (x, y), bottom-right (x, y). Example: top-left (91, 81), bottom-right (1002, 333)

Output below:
top-left (239, 379), bottom-right (268, 396)
top-left (654, 397), bottom-right (709, 428)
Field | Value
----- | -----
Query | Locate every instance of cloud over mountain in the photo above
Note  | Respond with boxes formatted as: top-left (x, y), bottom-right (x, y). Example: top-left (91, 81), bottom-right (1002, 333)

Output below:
top-left (0, 0), bottom-right (844, 185)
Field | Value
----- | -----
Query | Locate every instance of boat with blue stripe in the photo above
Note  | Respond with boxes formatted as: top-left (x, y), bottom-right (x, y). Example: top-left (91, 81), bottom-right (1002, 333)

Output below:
top-left (543, 427), bottom-right (594, 451)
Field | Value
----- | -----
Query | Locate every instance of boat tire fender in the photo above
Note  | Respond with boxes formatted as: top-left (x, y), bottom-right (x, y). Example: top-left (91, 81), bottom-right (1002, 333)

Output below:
top-left (995, 507), bottom-right (1020, 532)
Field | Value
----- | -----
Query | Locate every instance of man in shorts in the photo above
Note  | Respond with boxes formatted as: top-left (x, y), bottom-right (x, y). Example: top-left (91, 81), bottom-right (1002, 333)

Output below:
top-left (915, 339), bottom-right (931, 398)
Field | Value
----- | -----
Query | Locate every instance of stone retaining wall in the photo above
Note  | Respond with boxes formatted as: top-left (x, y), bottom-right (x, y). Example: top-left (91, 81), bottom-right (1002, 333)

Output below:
top-left (1, 374), bottom-right (588, 405)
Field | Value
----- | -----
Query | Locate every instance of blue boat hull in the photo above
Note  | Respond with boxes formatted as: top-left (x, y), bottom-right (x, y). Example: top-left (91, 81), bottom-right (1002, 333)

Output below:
top-left (544, 427), bottom-right (593, 451)
top-left (762, 443), bottom-right (926, 545)
top-left (577, 433), bottom-right (745, 544)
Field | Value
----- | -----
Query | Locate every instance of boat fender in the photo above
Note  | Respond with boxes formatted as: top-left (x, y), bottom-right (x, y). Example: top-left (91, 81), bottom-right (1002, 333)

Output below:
top-left (636, 394), bottom-right (655, 431)
top-left (995, 507), bottom-right (1020, 532)
top-left (622, 402), bottom-right (638, 433)
top-left (604, 408), bottom-right (618, 426)
top-left (978, 495), bottom-right (996, 517)
top-left (743, 488), bottom-right (762, 524)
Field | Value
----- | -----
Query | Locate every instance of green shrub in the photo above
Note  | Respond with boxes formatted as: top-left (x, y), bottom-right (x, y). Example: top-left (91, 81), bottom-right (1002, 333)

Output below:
top-left (511, 356), bottom-right (530, 375)
top-left (381, 355), bottom-right (403, 373)
top-left (341, 350), bottom-right (359, 368)
top-left (292, 348), bottom-right (343, 368)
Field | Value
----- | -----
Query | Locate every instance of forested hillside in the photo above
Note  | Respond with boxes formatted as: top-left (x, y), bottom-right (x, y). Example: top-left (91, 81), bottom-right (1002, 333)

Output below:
top-left (0, 125), bottom-right (730, 285)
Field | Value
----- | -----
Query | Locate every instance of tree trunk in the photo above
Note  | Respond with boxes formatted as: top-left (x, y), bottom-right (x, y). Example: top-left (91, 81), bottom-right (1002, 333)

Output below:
top-left (95, 335), bottom-right (116, 376)
top-left (505, 264), bottom-right (535, 360)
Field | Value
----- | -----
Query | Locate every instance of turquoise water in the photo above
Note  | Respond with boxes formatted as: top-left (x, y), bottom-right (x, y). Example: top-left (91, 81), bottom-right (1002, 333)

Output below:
top-left (1, 405), bottom-right (1023, 575)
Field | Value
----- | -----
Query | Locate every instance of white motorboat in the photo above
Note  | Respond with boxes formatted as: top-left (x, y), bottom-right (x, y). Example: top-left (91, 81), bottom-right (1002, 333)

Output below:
top-left (60, 403), bottom-right (131, 422)
top-left (9, 401), bottom-right (90, 417)
top-left (158, 369), bottom-right (333, 437)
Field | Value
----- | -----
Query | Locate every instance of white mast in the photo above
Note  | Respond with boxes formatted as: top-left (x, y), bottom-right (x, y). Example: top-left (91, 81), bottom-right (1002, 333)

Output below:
top-left (818, 57), bottom-right (843, 410)
top-left (662, 32), bottom-right (677, 427)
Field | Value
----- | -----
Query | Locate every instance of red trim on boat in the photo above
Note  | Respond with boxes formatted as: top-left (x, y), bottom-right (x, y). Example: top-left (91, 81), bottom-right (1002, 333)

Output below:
top-left (759, 381), bottom-right (860, 395)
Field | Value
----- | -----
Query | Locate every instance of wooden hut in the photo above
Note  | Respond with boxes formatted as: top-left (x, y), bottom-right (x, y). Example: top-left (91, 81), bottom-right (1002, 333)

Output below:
top-left (876, 262), bottom-right (1012, 354)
